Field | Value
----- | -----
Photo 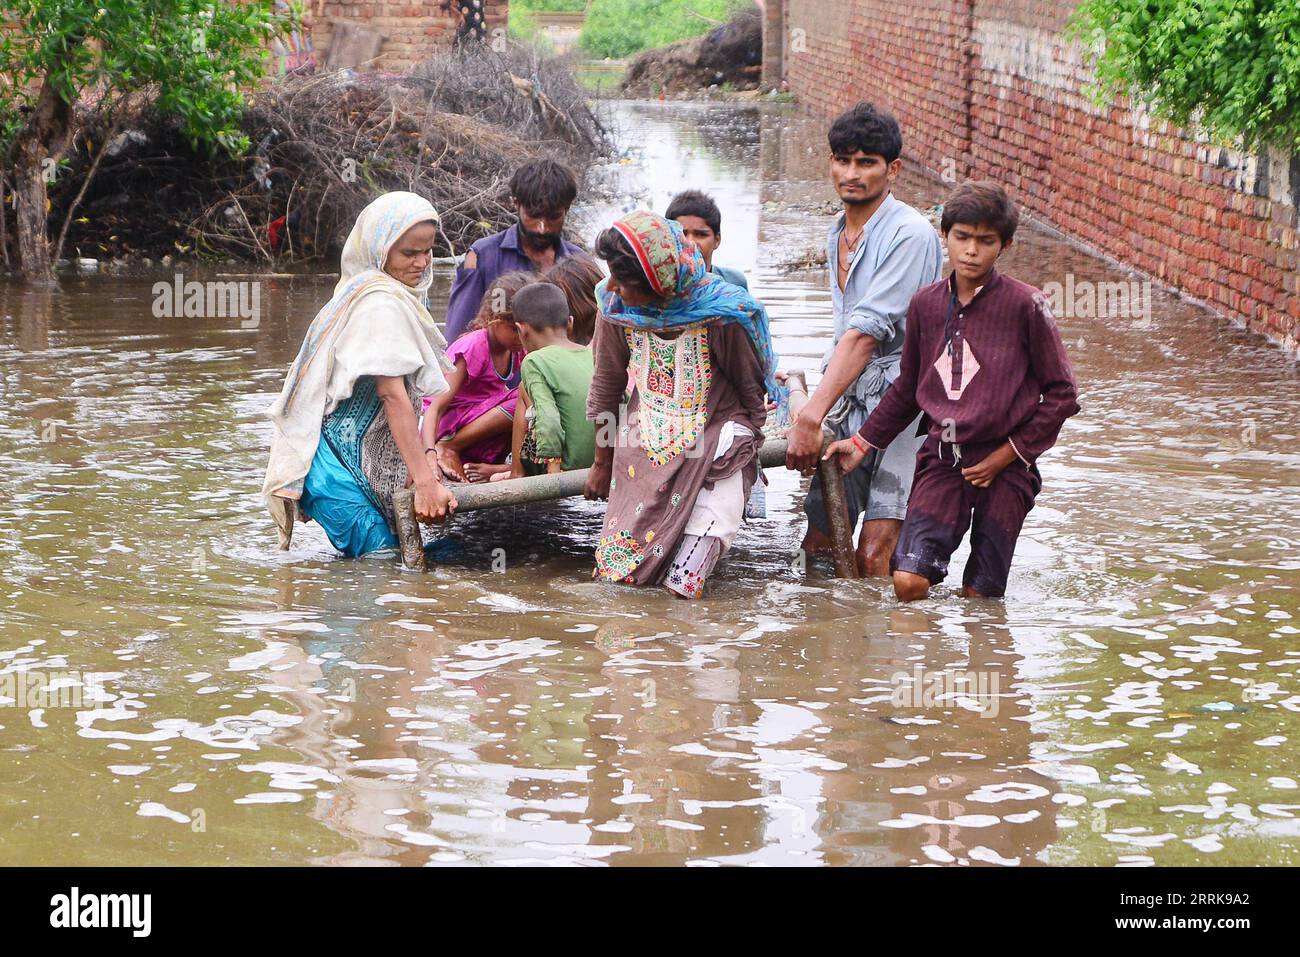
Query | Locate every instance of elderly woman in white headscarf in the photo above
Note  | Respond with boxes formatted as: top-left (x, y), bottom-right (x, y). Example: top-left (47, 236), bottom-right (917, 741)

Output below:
top-left (263, 191), bottom-right (458, 556)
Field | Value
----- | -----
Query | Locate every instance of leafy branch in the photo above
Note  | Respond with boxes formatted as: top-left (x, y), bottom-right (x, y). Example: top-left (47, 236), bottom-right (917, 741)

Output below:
top-left (1068, 0), bottom-right (1300, 152)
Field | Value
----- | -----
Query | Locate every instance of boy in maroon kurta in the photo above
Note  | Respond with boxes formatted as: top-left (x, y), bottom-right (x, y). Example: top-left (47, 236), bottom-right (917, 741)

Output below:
top-left (824, 182), bottom-right (1080, 600)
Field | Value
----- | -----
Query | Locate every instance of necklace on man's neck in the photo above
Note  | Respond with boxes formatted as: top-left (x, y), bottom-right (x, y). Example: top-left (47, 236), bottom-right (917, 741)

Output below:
top-left (838, 224), bottom-right (863, 274)
top-left (840, 203), bottom-right (871, 257)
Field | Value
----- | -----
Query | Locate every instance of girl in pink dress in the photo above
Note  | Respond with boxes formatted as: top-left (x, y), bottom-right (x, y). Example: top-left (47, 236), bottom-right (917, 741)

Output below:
top-left (421, 271), bottom-right (532, 482)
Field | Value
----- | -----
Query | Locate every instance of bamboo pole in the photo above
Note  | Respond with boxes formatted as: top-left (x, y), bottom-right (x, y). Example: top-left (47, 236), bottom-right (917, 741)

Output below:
top-left (434, 468), bottom-right (589, 512)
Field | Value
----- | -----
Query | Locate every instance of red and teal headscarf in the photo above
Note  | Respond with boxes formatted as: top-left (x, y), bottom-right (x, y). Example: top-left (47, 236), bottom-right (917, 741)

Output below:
top-left (596, 210), bottom-right (783, 401)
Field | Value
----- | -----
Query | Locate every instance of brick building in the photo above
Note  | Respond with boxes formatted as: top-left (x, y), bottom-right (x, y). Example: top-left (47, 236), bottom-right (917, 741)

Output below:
top-left (304, 1), bottom-right (510, 73)
top-left (767, 0), bottom-right (1299, 356)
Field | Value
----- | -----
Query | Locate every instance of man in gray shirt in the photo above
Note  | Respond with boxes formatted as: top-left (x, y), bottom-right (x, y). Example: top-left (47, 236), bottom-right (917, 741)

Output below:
top-left (786, 102), bottom-right (944, 576)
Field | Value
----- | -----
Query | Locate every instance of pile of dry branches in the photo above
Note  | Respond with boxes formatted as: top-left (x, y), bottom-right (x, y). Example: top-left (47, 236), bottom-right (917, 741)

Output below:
top-left (48, 44), bottom-right (608, 266)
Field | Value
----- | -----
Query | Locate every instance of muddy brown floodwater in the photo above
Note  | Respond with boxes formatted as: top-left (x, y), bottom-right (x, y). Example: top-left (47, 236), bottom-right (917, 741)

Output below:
top-left (1, 101), bottom-right (1298, 866)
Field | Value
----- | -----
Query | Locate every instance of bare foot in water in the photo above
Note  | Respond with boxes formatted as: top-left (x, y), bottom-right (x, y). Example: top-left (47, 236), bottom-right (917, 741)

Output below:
top-left (465, 461), bottom-right (511, 483)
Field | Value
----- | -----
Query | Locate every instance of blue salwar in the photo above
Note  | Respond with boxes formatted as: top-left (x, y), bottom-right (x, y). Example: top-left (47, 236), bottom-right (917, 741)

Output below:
top-left (300, 440), bottom-right (398, 556)
top-left (299, 377), bottom-right (398, 556)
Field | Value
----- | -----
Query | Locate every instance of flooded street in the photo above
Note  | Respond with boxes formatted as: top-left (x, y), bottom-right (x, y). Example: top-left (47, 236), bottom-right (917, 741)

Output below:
top-left (1, 100), bottom-right (1298, 866)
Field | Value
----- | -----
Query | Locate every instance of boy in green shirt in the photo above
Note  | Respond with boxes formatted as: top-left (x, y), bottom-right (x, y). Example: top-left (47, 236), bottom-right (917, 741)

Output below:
top-left (491, 282), bottom-right (596, 480)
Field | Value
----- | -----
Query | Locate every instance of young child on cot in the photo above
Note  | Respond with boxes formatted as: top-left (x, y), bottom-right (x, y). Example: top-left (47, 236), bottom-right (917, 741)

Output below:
top-left (421, 270), bottom-right (534, 483)
top-left (485, 281), bottom-right (595, 482)
top-left (824, 181), bottom-right (1080, 600)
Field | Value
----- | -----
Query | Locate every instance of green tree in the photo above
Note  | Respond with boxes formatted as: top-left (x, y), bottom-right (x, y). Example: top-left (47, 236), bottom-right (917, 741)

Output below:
top-left (0, 0), bottom-right (285, 279)
top-left (1069, 0), bottom-right (1300, 152)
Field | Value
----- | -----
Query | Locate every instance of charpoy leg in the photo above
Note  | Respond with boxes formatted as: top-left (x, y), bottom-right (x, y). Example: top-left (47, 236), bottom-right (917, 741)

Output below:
top-left (390, 488), bottom-right (426, 571)
top-left (802, 447), bottom-right (871, 554)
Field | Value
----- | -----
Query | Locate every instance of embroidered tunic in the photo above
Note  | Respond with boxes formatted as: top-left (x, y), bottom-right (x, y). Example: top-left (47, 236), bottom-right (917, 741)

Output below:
top-left (586, 316), bottom-right (767, 586)
top-left (627, 324), bottom-right (711, 465)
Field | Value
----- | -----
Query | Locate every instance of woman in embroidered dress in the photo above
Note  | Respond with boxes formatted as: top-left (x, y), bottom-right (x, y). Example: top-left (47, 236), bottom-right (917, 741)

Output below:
top-left (263, 191), bottom-right (457, 557)
top-left (583, 211), bottom-right (780, 598)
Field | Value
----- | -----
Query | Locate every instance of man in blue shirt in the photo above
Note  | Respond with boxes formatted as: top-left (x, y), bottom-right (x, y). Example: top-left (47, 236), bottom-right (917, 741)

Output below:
top-left (785, 102), bottom-right (944, 577)
top-left (666, 190), bottom-right (749, 289)
top-left (443, 159), bottom-right (585, 342)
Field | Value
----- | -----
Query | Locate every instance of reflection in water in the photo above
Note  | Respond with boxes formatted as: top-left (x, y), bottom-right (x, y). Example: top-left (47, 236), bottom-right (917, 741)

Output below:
top-left (0, 101), bottom-right (1297, 866)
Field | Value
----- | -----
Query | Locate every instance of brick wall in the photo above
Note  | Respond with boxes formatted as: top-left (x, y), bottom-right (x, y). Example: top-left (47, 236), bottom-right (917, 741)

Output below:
top-left (313, 1), bottom-right (510, 73)
top-left (783, 0), bottom-right (1300, 355)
